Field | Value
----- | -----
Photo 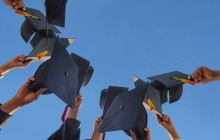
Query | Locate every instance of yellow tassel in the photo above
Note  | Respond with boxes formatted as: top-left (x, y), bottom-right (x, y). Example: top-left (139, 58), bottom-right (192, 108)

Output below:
top-left (173, 77), bottom-right (196, 86)
top-left (36, 49), bottom-right (51, 60)
top-left (146, 96), bottom-right (155, 111)
top-left (15, 10), bottom-right (39, 19)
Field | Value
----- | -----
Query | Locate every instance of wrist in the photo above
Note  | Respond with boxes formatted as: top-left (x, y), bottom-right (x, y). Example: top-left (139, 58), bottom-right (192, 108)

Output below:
top-left (166, 128), bottom-right (179, 140)
top-left (211, 70), bottom-right (220, 81)
top-left (0, 63), bottom-right (14, 74)
top-left (0, 98), bottom-right (21, 115)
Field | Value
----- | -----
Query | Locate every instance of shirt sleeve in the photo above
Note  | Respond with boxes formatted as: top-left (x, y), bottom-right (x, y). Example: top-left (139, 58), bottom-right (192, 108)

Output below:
top-left (0, 104), bottom-right (12, 130)
top-left (47, 118), bottom-right (81, 140)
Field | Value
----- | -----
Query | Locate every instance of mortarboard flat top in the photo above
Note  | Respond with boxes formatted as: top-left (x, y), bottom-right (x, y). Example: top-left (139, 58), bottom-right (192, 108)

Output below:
top-left (148, 71), bottom-right (189, 88)
top-left (20, 7), bottom-right (61, 43)
top-left (148, 71), bottom-right (193, 103)
top-left (70, 53), bottom-right (94, 93)
top-left (46, 0), bottom-right (68, 27)
top-left (26, 29), bottom-right (75, 62)
top-left (28, 36), bottom-right (78, 109)
top-left (98, 83), bottom-right (148, 140)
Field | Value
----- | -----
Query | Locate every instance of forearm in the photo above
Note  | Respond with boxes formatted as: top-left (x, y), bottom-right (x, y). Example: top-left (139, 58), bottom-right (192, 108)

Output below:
top-left (68, 108), bottom-right (79, 119)
top-left (211, 70), bottom-right (220, 81)
top-left (0, 98), bottom-right (20, 115)
top-left (0, 62), bottom-right (14, 75)
top-left (90, 131), bottom-right (101, 140)
top-left (166, 128), bottom-right (179, 140)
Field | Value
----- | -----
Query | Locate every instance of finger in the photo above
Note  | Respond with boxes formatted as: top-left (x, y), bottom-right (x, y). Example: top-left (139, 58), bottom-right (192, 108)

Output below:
top-left (144, 127), bottom-right (150, 132)
top-left (155, 114), bottom-right (162, 124)
top-left (192, 72), bottom-right (201, 82)
top-left (22, 5), bottom-right (26, 11)
top-left (99, 116), bottom-right (103, 120)
top-left (19, 56), bottom-right (27, 62)
top-left (144, 127), bottom-right (150, 139)
top-left (188, 74), bottom-right (191, 79)
top-left (129, 130), bottom-right (137, 140)
top-left (163, 114), bottom-right (169, 122)
top-left (24, 77), bottom-right (35, 87)
top-left (35, 87), bottom-right (47, 100)
top-left (15, 4), bottom-right (25, 9)
top-left (197, 67), bottom-right (204, 78)
top-left (23, 60), bottom-right (33, 67)
top-left (189, 72), bottom-right (199, 82)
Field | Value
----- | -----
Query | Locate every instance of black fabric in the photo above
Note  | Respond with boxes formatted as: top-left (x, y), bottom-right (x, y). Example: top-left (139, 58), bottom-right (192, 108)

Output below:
top-left (20, 7), bottom-right (61, 43)
top-left (101, 86), bottom-right (129, 119)
top-left (70, 53), bottom-right (91, 93)
top-left (98, 83), bottom-right (148, 140)
top-left (132, 75), bottom-right (163, 117)
top-left (123, 105), bottom-right (147, 140)
top-left (26, 30), bottom-right (75, 62)
top-left (148, 71), bottom-right (192, 104)
top-left (28, 36), bottom-right (78, 109)
top-left (46, 0), bottom-right (68, 27)
top-left (48, 118), bottom-right (81, 140)
top-left (0, 104), bottom-right (12, 130)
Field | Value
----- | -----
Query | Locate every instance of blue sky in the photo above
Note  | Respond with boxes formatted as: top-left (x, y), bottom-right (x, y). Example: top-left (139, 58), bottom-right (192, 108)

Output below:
top-left (1, 0), bottom-right (220, 139)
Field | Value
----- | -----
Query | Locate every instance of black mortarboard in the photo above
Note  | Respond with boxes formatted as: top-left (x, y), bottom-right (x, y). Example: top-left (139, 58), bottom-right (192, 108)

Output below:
top-left (26, 29), bottom-right (75, 62)
top-left (70, 53), bottom-right (94, 93)
top-left (99, 86), bottom-right (129, 118)
top-left (132, 75), bottom-right (163, 118)
top-left (45, 0), bottom-right (68, 27)
top-left (20, 7), bottom-right (61, 43)
top-left (28, 36), bottom-right (78, 109)
top-left (148, 71), bottom-right (193, 104)
top-left (98, 83), bottom-right (149, 140)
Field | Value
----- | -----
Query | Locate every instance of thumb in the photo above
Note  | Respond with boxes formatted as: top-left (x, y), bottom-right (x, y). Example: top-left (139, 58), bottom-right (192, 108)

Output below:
top-left (129, 130), bottom-right (137, 140)
top-left (23, 60), bottom-right (33, 67)
top-left (35, 87), bottom-right (47, 100)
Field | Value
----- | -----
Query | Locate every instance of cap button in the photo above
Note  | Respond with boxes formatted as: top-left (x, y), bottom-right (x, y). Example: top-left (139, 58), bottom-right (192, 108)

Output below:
top-left (120, 106), bottom-right (124, 110)
top-left (65, 72), bottom-right (68, 76)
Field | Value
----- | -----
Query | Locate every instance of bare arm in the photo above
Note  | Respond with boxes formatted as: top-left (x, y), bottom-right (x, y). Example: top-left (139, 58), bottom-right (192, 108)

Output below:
top-left (0, 55), bottom-right (32, 76)
top-left (90, 116), bottom-right (102, 140)
top-left (0, 77), bottom-right (45, 128)
top-left (68, 94), bottom-right (82, 119)
top-left (156, 114), bottom-right (180, 140)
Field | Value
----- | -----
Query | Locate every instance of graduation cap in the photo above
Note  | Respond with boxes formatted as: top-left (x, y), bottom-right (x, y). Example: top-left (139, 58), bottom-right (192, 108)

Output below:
top-left (20, 7), bottom-right (61, 43)
top-left (26, 29), bottom-right (75, 62)
top-left (98, 84), bottom-right (148, 140)
top-left (99, 86), bottom-right (129, 118)
top-left (148, 71), bottom-right (195, 104)
top-left (45, 0), bottom-right (68, 27)
top-left (28, 36), bottom-right (78, 109)
top-left (70, 53), bottom-right (94, 93)
top-left (132, 75), bottom-right (163, 119)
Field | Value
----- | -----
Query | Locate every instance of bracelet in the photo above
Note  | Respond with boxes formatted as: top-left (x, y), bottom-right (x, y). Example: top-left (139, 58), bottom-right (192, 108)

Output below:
top-left (0, 69), bottom-right (4, 79)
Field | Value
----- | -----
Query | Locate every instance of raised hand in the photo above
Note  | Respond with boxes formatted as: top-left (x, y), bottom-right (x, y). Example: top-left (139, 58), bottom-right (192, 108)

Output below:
top-left (3, 0), bottom-right (26, 11)
top-left (156, 114), bottom-right (179, 140)
top-left (188, 66), bottom-right (213, 84)
top-left (13, 77), bottom-right (46, 107)
top-left (75, 93), bottom-right (83, 110)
